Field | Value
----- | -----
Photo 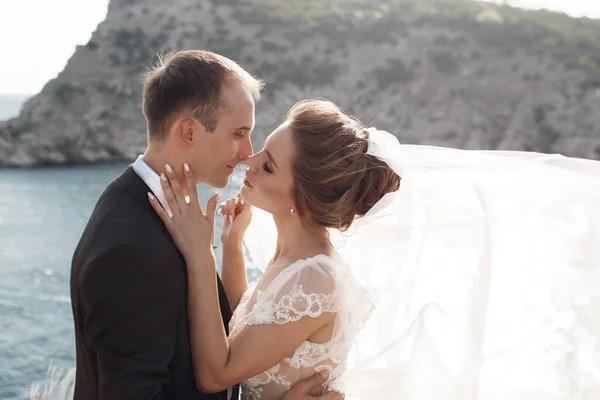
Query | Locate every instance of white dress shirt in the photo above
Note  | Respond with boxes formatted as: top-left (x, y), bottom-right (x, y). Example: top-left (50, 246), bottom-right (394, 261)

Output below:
top-left (132, 155), bottom-right (173, 216)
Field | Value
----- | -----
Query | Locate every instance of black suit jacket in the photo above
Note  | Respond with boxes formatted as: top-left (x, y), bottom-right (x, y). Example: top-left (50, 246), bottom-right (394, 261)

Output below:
top-left (70, 166), bottom-right (238, 400)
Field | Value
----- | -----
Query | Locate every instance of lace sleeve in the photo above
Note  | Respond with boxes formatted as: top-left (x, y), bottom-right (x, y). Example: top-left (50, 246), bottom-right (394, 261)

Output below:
top-left (232, 255), bottom-right (341, 334)
top-left (228, 281), bottom-right (257, 334)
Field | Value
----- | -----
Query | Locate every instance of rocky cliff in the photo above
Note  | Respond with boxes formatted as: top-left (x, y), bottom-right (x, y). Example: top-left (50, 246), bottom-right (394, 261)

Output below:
top-left (2, 0), bottom-right (600, 167)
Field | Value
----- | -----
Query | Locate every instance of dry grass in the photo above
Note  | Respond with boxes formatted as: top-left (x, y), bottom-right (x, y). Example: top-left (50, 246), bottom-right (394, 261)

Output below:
top-left (29, 365), bottom-right (75, 400)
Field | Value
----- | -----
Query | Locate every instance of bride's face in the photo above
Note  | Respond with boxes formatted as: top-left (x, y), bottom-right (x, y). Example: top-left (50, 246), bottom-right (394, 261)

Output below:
top-left (240, 122), bottom-right (296, 216)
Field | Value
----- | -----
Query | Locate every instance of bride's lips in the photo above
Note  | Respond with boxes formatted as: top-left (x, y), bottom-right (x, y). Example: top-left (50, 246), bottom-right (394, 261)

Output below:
top-left (243, 176), bottom-right (253, 188)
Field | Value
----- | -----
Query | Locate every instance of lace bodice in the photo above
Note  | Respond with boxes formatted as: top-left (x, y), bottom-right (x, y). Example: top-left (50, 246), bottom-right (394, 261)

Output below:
top-left (228, 254), bottom-right (372, 400)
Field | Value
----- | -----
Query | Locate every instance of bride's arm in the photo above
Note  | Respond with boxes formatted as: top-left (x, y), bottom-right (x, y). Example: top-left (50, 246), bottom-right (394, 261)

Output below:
top-left (220, 196), bottom-right (249, 310)
top-left (148, 166), bottom-right (334, 395)
top-left (221, 242), bottom-right (247, 310)
top-left (187, 255), bottom-right (333, 393)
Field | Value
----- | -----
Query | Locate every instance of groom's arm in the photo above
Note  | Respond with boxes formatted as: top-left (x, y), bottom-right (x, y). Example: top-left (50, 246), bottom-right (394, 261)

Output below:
top-left (281, 372), bottom-right (344, 400)
top-left (79, 243), bottom-right (179, 400)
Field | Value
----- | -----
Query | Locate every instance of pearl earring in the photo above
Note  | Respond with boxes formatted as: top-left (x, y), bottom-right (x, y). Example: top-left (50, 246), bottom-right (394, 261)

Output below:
top-left (290, 208), bottom-right (295, 214)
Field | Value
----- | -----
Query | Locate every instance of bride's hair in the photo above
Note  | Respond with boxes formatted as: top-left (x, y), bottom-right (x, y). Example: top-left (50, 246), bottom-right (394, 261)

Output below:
top-left (287, 99), bottom-right (400, 231)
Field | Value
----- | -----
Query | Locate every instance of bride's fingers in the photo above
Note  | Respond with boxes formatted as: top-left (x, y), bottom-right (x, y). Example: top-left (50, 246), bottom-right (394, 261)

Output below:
top-left (165, 164), bottom-right (187, 211)
top-left (205, 193), bottom-right (221, 229)
top-left (234, 196), bottom-right (244, 214)
top-left (224, 199), bottom-right (231, 221)
top-left (228, 197), bottom-right (236, 218)
top-left (160, 172), bottom-right (180, 216)
top-left (222, 206), bottom-right (231, 227)
top-left (239, 200), bottom-right (252, 219)
top-left (223, 199), bottom-right (233, 223)
top-left (183, 162), bottom-right (199, 206)
top-left (148, 192), bottom-right (172, 225)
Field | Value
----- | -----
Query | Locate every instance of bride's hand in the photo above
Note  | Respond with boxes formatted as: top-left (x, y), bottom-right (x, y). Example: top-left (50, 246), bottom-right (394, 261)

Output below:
top-left (148, 163), bottom-right (221, 265)
top-left (219, 194), bottom-right (252, 247)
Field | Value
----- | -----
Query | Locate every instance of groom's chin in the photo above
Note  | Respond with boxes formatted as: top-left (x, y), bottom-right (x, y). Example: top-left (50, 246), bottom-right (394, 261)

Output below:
top-left (202, 174), bottom-right (228, 189)
top-left (212, 178), bottom-right (229, 189)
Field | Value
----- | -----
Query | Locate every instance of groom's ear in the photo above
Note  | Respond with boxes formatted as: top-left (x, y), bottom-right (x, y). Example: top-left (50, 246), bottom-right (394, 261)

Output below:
top-left (183, 119), bottom-right (194, 143)
top-left (178, 118), bottom-right (203, 144)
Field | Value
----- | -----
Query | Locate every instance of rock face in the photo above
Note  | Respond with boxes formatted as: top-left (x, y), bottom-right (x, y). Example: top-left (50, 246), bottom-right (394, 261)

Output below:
top-left (1, 0), bottom-right (600, 167)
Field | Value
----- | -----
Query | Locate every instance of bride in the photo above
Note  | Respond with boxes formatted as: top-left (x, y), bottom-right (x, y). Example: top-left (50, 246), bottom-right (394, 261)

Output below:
top-left (149, 99), bottom-right (399, 399)
top-left (149, 99), bottom-right (600, 400)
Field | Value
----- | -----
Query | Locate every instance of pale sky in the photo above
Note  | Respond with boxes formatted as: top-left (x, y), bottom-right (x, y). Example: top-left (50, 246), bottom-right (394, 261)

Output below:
top-left (0, 0), bottom-right (598, 95)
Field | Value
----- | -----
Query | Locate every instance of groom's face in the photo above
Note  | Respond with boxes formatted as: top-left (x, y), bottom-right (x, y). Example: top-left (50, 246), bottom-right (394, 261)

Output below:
top-left (191, 85), bottom-right (255, 188)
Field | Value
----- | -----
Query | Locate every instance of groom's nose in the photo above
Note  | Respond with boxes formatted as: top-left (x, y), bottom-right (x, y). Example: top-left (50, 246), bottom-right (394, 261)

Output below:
top-left (239, 136), bottom-right (254, 162)
top-left (244, 153), bottom-right (259, 172)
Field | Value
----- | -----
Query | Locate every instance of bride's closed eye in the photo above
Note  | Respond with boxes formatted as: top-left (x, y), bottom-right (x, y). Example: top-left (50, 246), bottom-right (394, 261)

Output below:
top-left (262, 162), bottom-right (273, 173)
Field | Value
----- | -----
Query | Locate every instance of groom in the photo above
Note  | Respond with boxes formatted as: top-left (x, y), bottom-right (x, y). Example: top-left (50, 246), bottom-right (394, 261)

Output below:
top-left (70, 50), bottom-right (337, 399)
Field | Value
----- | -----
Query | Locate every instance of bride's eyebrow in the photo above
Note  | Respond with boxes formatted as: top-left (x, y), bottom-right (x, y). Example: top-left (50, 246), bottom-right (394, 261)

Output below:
top-left (265, 150), bottom-right (279, 170)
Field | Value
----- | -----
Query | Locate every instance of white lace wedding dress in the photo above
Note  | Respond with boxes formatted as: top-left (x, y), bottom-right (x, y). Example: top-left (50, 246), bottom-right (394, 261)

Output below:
top-left (243, 129), bottom-right (600, 400)
top-left (32, 130), bottom-right (600, 400)
top-left (228, 254), bottom-right (372, 400)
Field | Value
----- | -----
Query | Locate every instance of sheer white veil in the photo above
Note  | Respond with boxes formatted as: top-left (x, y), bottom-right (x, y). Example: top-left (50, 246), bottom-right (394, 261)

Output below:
top-left (244, 128), bottom-right (600, 399)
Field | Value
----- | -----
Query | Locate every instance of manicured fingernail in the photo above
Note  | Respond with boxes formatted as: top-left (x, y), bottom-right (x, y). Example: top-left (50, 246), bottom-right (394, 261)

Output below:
top-left (165, 164), bottom-right (173, 174)
top-left (147, 192), bottom-right (155, 200)
top-left (229, 215), bottom-right (233, 223)
top-left (320, 370), bottom-right (329, 379)
top-left (216, 193), bottom-right (222, 201)
top-left (184, 162), bottom-right (190, 173)
top-left (160, 173), bottom-right (167, 182)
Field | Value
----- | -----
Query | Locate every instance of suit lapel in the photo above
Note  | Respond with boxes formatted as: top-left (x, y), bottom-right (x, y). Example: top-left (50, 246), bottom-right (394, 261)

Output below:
top-left (117, 165), bottom-right (234, 324)
top-left (117, 166), bottom-right (178, 246)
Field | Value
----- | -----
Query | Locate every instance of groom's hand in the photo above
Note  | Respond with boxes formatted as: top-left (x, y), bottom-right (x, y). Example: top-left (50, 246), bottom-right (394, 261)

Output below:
top-left (281, 371), bottom-right (344, 400)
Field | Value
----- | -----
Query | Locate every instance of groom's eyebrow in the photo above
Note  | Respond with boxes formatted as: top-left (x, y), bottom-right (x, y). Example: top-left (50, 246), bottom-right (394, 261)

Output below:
top-left (265, 150), bottom-right (279, 170)
top-left (236, 125), bottom-right (252, 132)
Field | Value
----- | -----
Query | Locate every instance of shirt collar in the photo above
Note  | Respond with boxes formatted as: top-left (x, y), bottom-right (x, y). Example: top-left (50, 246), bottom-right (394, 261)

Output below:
top-left (132, 155), bottom-right (172, 215)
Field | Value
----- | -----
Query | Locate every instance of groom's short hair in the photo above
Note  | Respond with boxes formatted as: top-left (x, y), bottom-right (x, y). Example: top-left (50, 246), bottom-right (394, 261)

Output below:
top-left (142, 50), bottom-right (263, 140)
